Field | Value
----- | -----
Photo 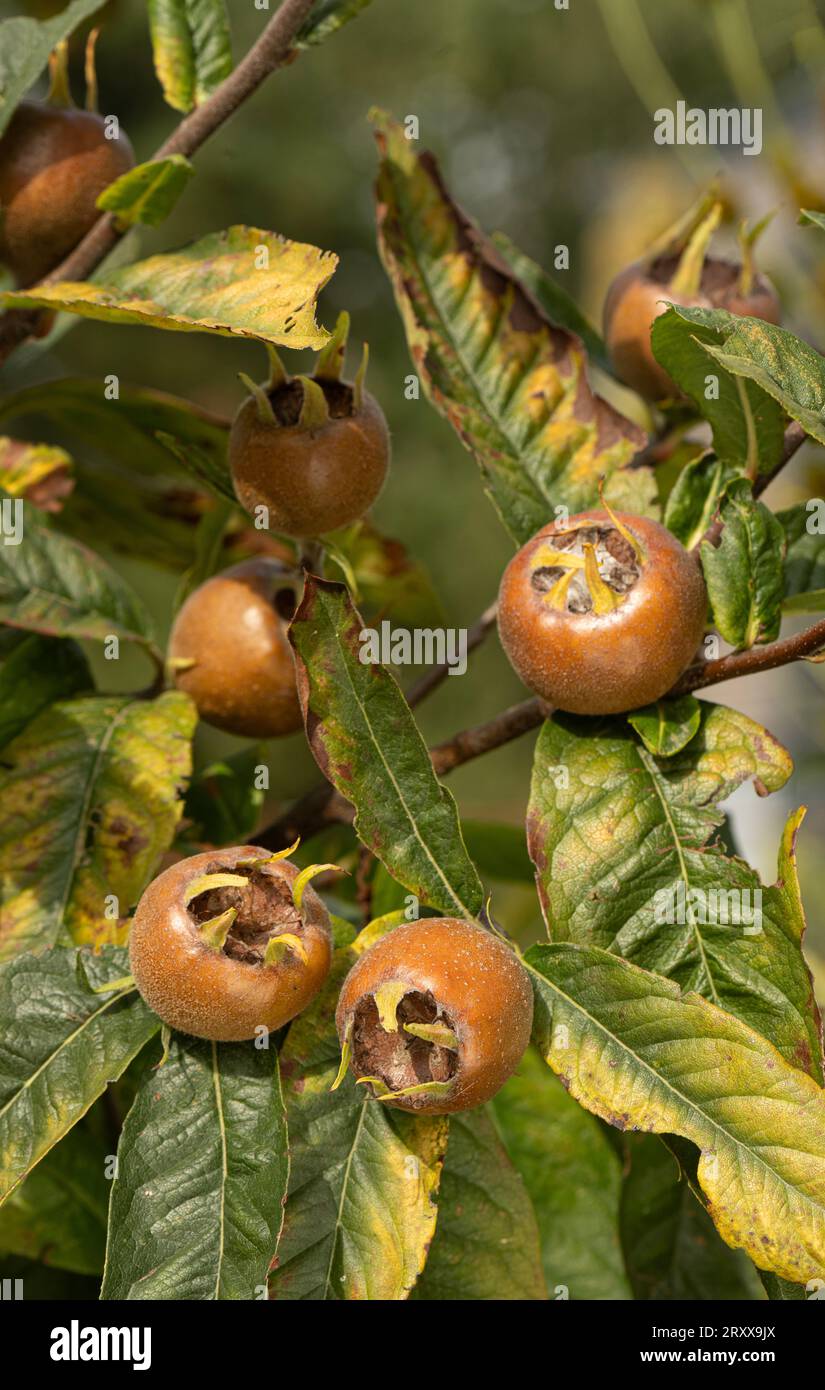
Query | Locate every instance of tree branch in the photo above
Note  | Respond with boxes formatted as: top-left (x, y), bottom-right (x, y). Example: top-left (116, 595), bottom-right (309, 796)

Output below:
top-left (404, 600), bottom-right (498, 707)
top-left (0, 0), bottom-right (318, 363)
top-left (258, 611), bottom-right (825, 848)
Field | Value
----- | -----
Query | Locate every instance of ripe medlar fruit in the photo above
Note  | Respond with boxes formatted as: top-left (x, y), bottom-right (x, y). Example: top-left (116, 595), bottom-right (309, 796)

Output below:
top-left (497, 508), bottom-right (707, 715)
top-left (334, 918), bottom-right (533, 1114)
top-left (603, 198), bottom-right (780, 401)
top-left (129, 847), bottom-right (333, 1041)
top-left (0, 45), bottom-right (134, 286)
top-left (168, 558), bottom-right (302, 739)
top-left (228, 313), bottom-right (390, 537)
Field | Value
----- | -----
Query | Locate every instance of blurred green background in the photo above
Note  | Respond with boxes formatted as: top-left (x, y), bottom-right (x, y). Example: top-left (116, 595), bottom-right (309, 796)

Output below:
top-left (5, 0), bottom-right (825, 963)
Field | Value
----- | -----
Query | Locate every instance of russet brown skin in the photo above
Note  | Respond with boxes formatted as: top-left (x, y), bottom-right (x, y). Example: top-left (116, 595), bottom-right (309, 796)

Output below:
top-left (229, 382), bottom-right (389, 537)
top-left (603, 255), bottom-right (781, 401)
top-left (497, 510), bottom-right (708, 715)
top-left (0, 102), bottom-right (134, 286)
top-left (168, 558), bottom-right (302, 739)
top-left (335, 918), bottom-right (533, 1115)
top-left (129, 848), bottom-right (332, 1041)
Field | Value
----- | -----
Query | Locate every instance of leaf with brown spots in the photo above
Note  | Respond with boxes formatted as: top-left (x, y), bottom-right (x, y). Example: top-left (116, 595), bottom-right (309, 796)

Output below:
top-left (0, 691), bottom-right (196, 960)
top-left (373, 111), bottom-right (647, 545)
top-left (527, 942), bottom-right (825, 1285)
top-left (289, 575), bottom-right (483, 921)
top-left (527, 707), bottom-right (823, 1082)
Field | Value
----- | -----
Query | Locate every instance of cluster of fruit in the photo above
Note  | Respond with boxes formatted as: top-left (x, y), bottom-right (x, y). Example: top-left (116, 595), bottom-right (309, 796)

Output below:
top-left (2, 76), bottom-right (778, 1112)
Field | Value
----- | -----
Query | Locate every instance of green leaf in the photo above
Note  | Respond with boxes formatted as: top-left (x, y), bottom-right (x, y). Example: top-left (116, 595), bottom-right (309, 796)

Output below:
top-left (0, 946), bottom-right (160, 1202)
top-left (148, 0), bottom-right (233, 113)
top-left (412, 1107), bottom-right (548, 1301)
top-left (1, 226), bottom-right (337, 350)
top-left (0, 503), bottom-right (159, 658)
top-left (0, 691), bottom-right (196, 960)
top-left (666, 305), bottom-right (825, 447)
top-left (627, 694), bottom-right (702, 757)
top-left (298, 0), bottom-right (377, 46)
top-left (184, 747), bottom-right (266, 846)
top-left (101, 1034), bottom-right (287, 1300)
top-left (0, 0), bottom-right (104, 137)
top-left (527, 710), bottom-right (824, 1081)
top-left (323, 520), bottom-right (445, 628)
top-left (664, 450), bottom-right (738, 550)
top-left (155, 431), bottom-right (236, 503)
top-left (0, 1117), bottom-right (109, 1276)
top-left (620, 1134), bottom-right (764, 1300)
top-left (373, 111), bottom-right (646, 544)
top-left (491, 231), bottom-right (609, 370)
top-left (651, 306), bottom-right (784, 475)
top-left (0, 378), bottom-right (233, 569)
top-left (270, 934), bottom-right (448, 1300)
top-left (778, 502), bottom-right (825, 612)
top-left (493, 1047), bottom-right (631, 1300)
top-left (96, 154), bottom-right (195, 228)
top-left (700, 479), bottom-right (786, 648)
top-left (0, 633), bottom-right (91, 749)
top-left (290, 575), bottom-right (483, 920)
top-left (526, 942), bottom-right (825, 1284)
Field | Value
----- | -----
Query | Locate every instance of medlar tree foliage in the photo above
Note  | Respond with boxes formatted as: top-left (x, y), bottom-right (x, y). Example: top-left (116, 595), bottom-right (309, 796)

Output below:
top-left (0, 0), bottom-right (824, 1304)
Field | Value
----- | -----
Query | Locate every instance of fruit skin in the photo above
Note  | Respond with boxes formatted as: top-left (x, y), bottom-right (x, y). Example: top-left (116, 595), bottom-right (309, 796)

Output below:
top-left (497, 510), bottom-right (707, 715)
top-left (229, 379), bottom-right (390, 537)
top-left (168, 558), bottom-right (302, 739)
top-left (129, 847), bottom-right (332, 1042)
top-left (603, 255), bottom-right (780, 400)
top-left (0, 101), bottom-right (134, 286)
top-left (335, 918), bottom-right (533, 1115)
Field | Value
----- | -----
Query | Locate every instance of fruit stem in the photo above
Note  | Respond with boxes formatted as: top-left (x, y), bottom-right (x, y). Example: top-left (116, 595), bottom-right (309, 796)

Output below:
top-left (85, 28), bottom-right (100, 113)
top-left (47, 41), bottom-right (74, 108)
top-left (353, 343), bottom-right (369, 412)
top-left (238, 372), bottom-right (277, 426)
top-left (669, 201), bottom-right (723, 299)
top-left (297, 376), bottom-right (331, 432)
top-left (314, 310), bottom-right (350, 381)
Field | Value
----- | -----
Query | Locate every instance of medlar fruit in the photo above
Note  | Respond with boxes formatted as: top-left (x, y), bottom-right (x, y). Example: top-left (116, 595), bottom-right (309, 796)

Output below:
top-left (0, 45), bottom-right (134, 287)
top-left (603, 198), bottom-right (780, 401)
top-left (129, 847), bottom-right (333, 1041)
top-left (228, 313), bottom-right (390, 537)
top-left (334, 918), bottom-right (533, 1114)
top-left (497, 507), bottom-right (707, 715)
top-left (168, 558), bottom-right (302, 739)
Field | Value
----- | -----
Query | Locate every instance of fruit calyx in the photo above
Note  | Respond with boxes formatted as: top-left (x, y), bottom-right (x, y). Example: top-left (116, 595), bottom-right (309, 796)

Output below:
top-left (530, 500), bottom-right (645, 616)
top-left (184, 850), bottom-right (340, 967)
top-left (238, 311), bottom-right (370, 435)
top-left (336, 981), bottom-right (460, 1102)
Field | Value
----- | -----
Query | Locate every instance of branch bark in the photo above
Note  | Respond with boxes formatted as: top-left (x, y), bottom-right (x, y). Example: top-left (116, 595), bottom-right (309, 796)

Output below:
top-left (0, 0), bottom-right (318, 363)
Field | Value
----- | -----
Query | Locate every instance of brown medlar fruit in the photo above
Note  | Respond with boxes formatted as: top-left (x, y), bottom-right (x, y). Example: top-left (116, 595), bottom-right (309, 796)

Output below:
top-left (334, 918), bottom-right (533, 1114)
top-left (129, 847), bottom-right (333, 1041)
top-left (603, 198), bottom-right (780, 400)
top-left (228, 314), bottom-right (390, 537)
top-left (0, 45), bottom-right (134, 286)
top-left (497, 508), bottom-right (707, 715)
top-left (168, 558), bottom-right (302, 740)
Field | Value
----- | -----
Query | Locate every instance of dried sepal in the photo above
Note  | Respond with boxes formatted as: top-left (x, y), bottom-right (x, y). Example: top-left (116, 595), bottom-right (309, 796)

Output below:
top-left (403, 1021), bottom-right (459, 1050)
top-left (669, 200), bottom-right (723, 299)
top-left (330, 1019), bottom-right (353, 1092)
top-left (156, 1025), bottom-right (173, 1069)
top-left (85, 28), bottom-right (100, 113)
top-left (298, 376), bottom-right (331, 432)
top-left (90, 973), bottom-right (135, 995)
top-left (372, 978), bottom-right (409, 1033)
top-left (47, 41), bottom-right (73, 108)
top-left (353, 342), bottom-right (369, 411)
top-left (238, 372), bottom-right (277, 426)
top-left (315, 310), bottom-right (350, 381)
top-left (198, 907), bottom-right (237, 951)
top-left (291, 861), bottom-right (344, 913)
top-left (266, 344), bottom-right (289, 391)
top-left (235, 838), bottom-right (301, 870)
top-left (183, 872), bottom-right (248, 906)
top-left (583, 543), bottom-right (621, 615)
top-left (263, 932), bottom-right (308, 966)
top-left (373, 1079), bottom-right (454, 1104)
